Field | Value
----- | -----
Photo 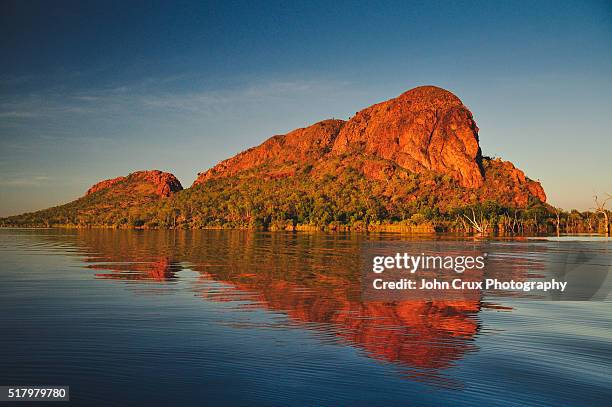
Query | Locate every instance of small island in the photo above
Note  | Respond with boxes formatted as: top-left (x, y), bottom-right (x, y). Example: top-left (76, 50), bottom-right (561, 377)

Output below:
top-left (1, 86), bottom-right (610, 235)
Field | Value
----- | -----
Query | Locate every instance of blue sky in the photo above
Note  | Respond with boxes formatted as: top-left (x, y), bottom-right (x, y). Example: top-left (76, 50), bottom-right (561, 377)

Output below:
top-left (1, 0), bottom-right (611, 216)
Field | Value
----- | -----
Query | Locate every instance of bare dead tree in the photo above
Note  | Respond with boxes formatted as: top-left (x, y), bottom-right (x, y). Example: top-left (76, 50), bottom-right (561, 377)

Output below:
top-left (511, 210), bottom-right (519, 233)
top-left (456, 215), bottom-right (469, 233)
top-left (553, 207), bottom-right (562, 237)
top-left (462, 208), bottom-right (490, 235)
top-left (499, 212), bottom-right (509, 233)
top-left (586, 212), bottom-right (595, 232)
top-left (593, 194), bottom-right (612, 236)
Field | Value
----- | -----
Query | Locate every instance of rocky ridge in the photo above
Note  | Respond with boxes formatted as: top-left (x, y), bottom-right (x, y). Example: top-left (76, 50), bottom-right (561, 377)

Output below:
top-left (193, 85), bottom-right (545, 206)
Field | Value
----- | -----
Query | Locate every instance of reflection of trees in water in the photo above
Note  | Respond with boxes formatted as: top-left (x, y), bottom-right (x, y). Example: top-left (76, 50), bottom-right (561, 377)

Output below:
top-left (65, 229), bottom-right (498, 387)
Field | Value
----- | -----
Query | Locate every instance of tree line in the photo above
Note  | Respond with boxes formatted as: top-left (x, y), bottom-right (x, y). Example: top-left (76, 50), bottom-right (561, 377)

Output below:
top-left (2, 167), bottom-right (610, 236)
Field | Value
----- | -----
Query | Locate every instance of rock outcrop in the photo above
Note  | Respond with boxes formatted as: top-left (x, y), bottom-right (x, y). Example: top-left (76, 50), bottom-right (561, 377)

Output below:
top-left (86, 170), bottom-right (183, 198)
top-left (332, 86), bottom-right (483, 188)
top-left (485, 160), bottom-right (547, 206)
top-left (193, 85), bottom-right (545, 206)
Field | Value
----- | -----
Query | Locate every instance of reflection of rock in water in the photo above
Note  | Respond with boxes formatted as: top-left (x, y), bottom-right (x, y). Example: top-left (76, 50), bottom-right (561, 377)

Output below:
top-left (74, 229), bottom-right (182, 281)
top-left (195, 273), bottom-right (480, 387)
top-left (87, 257), bottom-right (178, 281)
top-left (67, 229), bottom-right (484, 387)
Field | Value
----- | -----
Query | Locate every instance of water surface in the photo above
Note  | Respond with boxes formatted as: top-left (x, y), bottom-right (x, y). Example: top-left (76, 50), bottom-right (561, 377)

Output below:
top-left (0, 229), bottom-right (610, 406)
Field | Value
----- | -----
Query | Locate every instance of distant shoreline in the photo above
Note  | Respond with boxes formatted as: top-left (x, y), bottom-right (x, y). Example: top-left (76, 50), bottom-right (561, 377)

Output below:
top-left (2, 224), bottom-right (610, 239)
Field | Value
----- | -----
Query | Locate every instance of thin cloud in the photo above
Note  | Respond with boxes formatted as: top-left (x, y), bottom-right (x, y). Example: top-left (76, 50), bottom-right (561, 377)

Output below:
top-left (0, 175), bottom-right (51, 187)
top-left (0, 77), bottom-right (352, 120)
top-left (0, 111), bottom-right (40, 118)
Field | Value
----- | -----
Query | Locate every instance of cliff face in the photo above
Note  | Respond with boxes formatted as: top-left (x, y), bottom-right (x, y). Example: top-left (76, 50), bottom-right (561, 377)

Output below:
top-left (332, 86), bottom-right (483, 188)
top-left (86, 170), bottom-right (183, 198)
top-left (193, 85), bottom-right (544, 206)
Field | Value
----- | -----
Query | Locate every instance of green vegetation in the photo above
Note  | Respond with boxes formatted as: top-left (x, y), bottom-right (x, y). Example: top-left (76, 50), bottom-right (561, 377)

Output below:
top-left (1, 159), bottom-right (609, 235)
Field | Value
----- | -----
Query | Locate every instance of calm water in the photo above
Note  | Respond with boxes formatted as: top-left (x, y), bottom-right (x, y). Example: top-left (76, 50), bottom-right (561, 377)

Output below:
top-left (0, 229), bottom-right (610, 406)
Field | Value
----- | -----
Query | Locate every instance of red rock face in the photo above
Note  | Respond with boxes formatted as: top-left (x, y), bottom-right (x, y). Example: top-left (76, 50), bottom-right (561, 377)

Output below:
top-left (85, 176), bottom-right (126, 195)
top-left (332, 86), bottom-right (483, 188)
top-left (86, 170), bottom-right (183, 198)
top-left (501, 161), bottom-right (547, 205)
top-left (194, 119), bottom-right (344, 184)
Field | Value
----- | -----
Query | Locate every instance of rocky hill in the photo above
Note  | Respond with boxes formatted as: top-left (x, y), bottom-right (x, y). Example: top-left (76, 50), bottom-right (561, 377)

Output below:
top-left (2, 170), bottom-right (182, 227)
top-left (1, 86), bottom-right (549, 231)
top-left (194, 86), bottom-right (545, 206)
